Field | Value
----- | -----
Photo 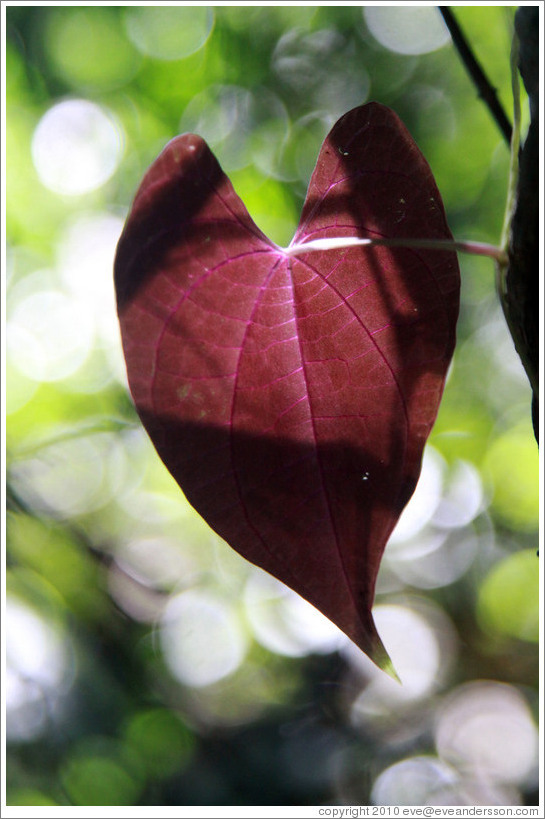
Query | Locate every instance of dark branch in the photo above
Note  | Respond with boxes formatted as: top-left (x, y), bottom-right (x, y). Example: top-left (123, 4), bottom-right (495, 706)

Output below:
top-left (439, 6), bottom-right (513, 145)
top-left (506, 7), bottom-right (539, 441)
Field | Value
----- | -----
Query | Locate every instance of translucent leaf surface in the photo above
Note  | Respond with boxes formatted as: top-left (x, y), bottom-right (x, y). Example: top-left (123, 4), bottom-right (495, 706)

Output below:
top-left (115, 103), bottom-right (460, 670)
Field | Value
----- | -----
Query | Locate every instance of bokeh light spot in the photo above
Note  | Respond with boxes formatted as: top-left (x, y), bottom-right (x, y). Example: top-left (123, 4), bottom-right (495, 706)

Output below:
top-left (115, 536), bottom-right (192, 590)
top-left (364, 7), bottom-right (451, 55)
top-left (389, 446), bottom-right (445, 543)
top-left (180, 84), bottom-right (291, 174)
top-left (160, 590), bottom-right (248, 687)
top-left (180, 84), bottom-right (253, 171)
top-left (9, 432), bottom-right (127, 518)
top-left (282, 111), bottom-right (336, 189)
top-left (374, 605), bottom-right (441, 696)
top-left (61, 741), bottom-right (142, 806)
top-left (45, 8), bottom-right (141, 90)
top-left (372, 756), bottom-right (459, 806)
top-left (125, 6), bottom-right (214, 60)
top-left (347, 602), bottom-right (456, 724)
top-left (272, 27), bottom-right (370, 119)
top-left (6, 597), bottom-right (72, 742)
top-left (484, 426), bottom-right (539, 531)
top-left (7, 286), bottom-right (94, 382)
top-left (477, 549), bottom-right (539, 642)
top-left (387, 528), bottom-right (478, 590)
top-left (244, 570), bottom-right (345, 657)
top-left (433, 459), bottom-right (484, 528)
top-left (435, 682), bottom-right (538, 785)
top-left (31, 99), bottom-right (124, 195)
top-left (124, 708), bottom-right (194, 779)
top-left (56, 212), bottom-right (126, 382)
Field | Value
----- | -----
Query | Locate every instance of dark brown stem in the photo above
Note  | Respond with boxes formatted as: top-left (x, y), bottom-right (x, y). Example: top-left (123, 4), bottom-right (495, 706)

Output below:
top-left (505, 7), bottom-right (539, 441)
top-left (439, 6), bottom-right (513, 145)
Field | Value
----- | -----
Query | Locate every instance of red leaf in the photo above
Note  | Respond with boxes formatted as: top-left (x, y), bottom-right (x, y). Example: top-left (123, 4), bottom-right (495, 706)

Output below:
top-left (115, 102), bottom-right (460, 671)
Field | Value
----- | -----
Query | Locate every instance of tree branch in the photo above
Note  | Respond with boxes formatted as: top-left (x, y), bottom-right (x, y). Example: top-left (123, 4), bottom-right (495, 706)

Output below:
top-left (505, 7), bottom-right (539, 440)
top-left (439, 6), bottom-right (513, 144)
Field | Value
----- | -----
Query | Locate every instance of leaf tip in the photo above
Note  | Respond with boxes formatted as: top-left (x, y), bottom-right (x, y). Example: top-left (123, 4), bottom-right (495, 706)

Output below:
top-left (368, 636), bottom-right (400, 683)
top-left (376, 654), bottom-right (401, 684)
top-left (356, 619), bottom-right (401, 682)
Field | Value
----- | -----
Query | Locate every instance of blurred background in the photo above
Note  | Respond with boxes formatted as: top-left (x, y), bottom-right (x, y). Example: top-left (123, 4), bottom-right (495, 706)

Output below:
top-left (4, 4), bottom-right (540, 808)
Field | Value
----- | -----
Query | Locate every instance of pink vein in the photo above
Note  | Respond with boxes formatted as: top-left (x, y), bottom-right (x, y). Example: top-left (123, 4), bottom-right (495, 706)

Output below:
top-left (287, 253), bottom-right (363, 619)
top-left (293, 114), bottom-right (382, 239)
top-left (227, 252), bottom-right (306, 582)
top-left (291, 252), bottom-right (410, 428)
top-left (149, 246), bottom-right (273, 407)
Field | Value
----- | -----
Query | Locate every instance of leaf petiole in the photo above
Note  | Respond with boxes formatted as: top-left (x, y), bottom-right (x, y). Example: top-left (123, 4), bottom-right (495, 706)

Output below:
top-left (284, 235), bottom-right (508, 265)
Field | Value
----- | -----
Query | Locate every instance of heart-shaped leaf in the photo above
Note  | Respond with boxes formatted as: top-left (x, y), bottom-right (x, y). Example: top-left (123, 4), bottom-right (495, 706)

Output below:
top-left (115, 102), bottom-right (460, 672)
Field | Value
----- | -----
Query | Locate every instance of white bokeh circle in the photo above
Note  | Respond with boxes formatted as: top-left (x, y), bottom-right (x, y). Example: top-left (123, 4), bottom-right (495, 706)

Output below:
top-left (32, 99), bottom-right (124, 195)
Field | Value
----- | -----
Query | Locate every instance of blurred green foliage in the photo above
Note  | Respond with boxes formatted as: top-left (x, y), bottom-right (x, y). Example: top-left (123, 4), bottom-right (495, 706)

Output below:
top-left (5, 5), bottom-right (539, 809)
